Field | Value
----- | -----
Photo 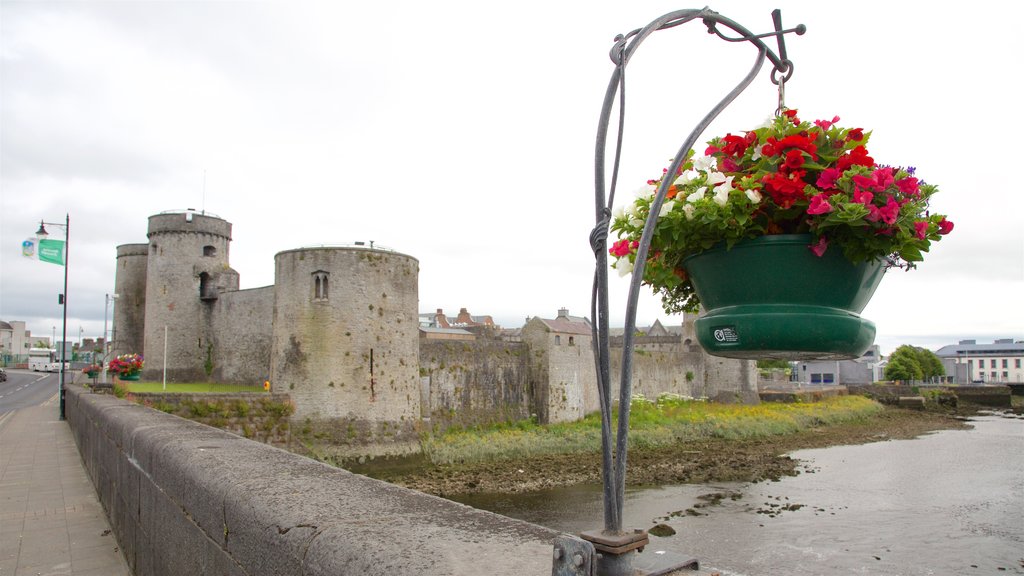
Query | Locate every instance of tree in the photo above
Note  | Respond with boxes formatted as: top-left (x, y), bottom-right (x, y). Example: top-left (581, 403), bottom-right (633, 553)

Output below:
top-left (757, 359), bottom-right (791, 371)
top-left (885, 345), bottom-right (945, 383)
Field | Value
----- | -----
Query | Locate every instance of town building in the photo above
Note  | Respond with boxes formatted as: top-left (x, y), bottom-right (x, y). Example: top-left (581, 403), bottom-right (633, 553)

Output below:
top-left (792, 345), bottom-right (883, 385)
top-left (935, 339), bottom-right (1024, 384)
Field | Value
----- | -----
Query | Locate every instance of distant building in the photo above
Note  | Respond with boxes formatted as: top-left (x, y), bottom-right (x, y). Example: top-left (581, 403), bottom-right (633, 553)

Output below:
top-left (793, 345), bottom-right (883, 385)
top-left (0, 320), bottom-right (37, 364)
top-left (935, 339), bottom-right (1024, 384)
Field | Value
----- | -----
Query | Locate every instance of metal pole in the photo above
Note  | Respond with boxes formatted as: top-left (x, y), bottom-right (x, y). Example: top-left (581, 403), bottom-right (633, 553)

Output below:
top-left (58, 214), bottom-right (69, 420)
top-left (102, 295), bottom-right (110, 384)
top-left (163, 325), bottom-right (168, 390)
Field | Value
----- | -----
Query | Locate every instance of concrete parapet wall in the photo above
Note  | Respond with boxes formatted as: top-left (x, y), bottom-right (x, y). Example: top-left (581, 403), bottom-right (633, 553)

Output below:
top-left (64, 384), bottom-right (559, 576)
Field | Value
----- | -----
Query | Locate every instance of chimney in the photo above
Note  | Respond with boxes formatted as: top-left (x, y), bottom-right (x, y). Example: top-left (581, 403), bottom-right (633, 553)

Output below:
top-left (557, 308), bottom-right (569, 319)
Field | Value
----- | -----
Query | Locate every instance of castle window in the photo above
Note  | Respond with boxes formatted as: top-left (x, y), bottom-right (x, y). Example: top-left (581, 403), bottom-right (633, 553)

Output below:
top-left (568, 336), bottom-right (575, 346)
top-left (199, 272), bottom-right (217, 300)
top-left (313, 270), bottom-right (329, 300)
top-left (203, 245), bottom-right (216, 257)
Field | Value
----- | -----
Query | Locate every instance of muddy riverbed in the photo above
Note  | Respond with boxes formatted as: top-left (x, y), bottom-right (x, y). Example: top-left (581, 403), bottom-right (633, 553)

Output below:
top-left (364, 407), bottom-right (972, 498)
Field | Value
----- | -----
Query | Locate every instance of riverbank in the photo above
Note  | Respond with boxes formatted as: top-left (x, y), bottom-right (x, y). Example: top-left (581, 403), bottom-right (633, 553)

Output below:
top-left (376, 405), bottom-right (972, 498)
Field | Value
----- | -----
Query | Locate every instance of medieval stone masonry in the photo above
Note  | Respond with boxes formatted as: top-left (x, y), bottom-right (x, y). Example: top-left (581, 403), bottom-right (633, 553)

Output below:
top-left (114, 210), bottom-right (753, 457)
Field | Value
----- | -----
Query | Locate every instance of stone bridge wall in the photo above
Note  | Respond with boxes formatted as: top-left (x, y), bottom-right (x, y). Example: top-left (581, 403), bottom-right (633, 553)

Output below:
top-left (64, 384), bottom-right (559, 576)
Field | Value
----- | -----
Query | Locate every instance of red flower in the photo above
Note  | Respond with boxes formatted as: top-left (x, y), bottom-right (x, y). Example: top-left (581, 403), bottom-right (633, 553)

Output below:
top-left (721, 133), bottom-right (750, 157)
top-left (852, 190), bottom-right (874, 205)
top-left (775, 134), bottom-right (818, 159)
top-left (937, 218), bottom-right (954, 235)
top-left (609, 239), bottom-right (632, 257)
top-left (762, 171), bottom-right (807, 209)
top-left (877, 197), bottom-right (900, 225)
top-left (782, 109), bottom-right (801, 124)
top-left (783, 149), bottom-right (805, 170)
top-left (836, 146), bottom-right (874, 171)
top-left (847, 128), bottom-right (865, 141)
top-left (814, 115), bottom-right (840, 130)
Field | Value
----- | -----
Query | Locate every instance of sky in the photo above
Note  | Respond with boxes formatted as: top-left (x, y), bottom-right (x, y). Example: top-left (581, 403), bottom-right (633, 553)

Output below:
top-left (1, 0), bottom-right (1022, 357)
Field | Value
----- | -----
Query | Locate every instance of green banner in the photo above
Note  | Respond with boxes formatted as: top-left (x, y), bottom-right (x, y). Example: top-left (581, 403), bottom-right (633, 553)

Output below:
top-left (38, 238), bottom-right (65, 266)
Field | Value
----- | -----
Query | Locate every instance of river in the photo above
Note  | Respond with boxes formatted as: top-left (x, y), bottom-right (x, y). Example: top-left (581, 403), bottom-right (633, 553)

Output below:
top-left (450, 413), bottom-right (1024, 575)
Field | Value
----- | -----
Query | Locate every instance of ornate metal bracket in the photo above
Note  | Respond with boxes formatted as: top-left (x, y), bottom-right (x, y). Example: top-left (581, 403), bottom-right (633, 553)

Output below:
top-left (569, 7), bottom-right (806, 576)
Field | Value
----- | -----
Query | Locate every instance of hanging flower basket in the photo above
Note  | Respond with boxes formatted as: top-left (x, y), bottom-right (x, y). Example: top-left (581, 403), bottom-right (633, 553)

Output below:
top-left (684, 234), bottom-right (883, 359)
top-left (610, 109), bottom-right (953, 360)
top-left (109, 353), bottom-right (144, 381)
top-left (118, 372), bottom-right (141, 381)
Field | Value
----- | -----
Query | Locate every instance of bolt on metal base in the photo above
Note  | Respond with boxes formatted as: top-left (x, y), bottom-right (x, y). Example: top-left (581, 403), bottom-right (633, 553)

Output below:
top-left (553, 530), bottom-right (700, 576)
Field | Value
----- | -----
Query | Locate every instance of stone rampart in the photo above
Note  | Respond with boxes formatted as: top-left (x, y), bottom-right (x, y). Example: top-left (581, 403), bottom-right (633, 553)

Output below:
top-left (64, 384), bottom-right (559, 576)
top-left (210, 286), bottom-right (274, 383)
top-left (420, 339), bottom-right (533, 429)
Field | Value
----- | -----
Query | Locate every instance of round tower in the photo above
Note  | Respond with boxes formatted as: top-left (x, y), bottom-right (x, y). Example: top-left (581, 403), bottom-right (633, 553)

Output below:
top-left (142, 210), bottom-right (235, 381)
top-left (112, 243), bottom-right (149, 359)
top-left (271, 246), bottom-right (420, 453)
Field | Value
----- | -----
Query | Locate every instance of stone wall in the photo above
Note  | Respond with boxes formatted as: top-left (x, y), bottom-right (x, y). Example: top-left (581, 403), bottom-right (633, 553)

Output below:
top-left (63, 384), bottom-right (559, 576)
top-left (113, 243), bottom-right (148, 358)
top-left (419, 339), bottom-right (533, 430)
top-left (210, 286), bottom-right (274, 384)
top-left (131, 392), bottom-right (293, 446)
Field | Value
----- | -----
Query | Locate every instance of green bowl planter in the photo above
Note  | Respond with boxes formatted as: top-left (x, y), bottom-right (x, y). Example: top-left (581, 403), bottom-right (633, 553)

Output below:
top-left (683, 234), bottom-right (884, 360)
top-left (118, 372), bottom-right (141, 381)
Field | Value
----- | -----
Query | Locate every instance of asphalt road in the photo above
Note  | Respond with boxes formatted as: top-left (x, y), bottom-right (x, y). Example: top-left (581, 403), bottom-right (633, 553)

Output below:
top-left (0, 369), bottom-right (60, 414)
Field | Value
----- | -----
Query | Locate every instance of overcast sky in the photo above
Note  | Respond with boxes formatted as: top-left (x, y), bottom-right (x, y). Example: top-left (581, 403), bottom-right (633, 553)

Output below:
top-left (1, 0), bottom-right (1021, 356)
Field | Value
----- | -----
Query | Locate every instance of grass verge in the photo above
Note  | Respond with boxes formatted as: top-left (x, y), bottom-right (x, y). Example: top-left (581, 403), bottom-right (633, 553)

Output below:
top-left (115, 381), bottom-right (267, 393)
top-left (421, 395), bottom-right (884, 466)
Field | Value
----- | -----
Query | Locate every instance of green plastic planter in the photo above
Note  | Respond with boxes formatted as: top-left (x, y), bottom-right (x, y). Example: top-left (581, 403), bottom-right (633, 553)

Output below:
top-left (683, 234), bottom-right (885, 360)
top-left (118, 372), bottom-right (141, 381)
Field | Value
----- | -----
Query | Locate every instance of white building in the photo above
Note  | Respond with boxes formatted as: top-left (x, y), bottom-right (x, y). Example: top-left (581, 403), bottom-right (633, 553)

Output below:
top-left (935, 339), bottom-right (1023, 384)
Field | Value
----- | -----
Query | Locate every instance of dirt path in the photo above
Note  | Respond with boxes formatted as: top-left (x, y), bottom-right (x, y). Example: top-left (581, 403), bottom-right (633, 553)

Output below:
top-left (379, 408), bottom-right (971, 498)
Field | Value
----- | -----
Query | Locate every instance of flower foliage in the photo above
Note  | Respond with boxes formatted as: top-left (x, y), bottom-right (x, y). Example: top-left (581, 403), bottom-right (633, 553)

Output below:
top-left (609, 109), bottom-right (953, 314)
top-left (108, 353), bottom-right (144, 376)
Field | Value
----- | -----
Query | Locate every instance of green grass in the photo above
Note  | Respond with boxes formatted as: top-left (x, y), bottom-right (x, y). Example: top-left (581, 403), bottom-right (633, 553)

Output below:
top-left (421, 394), bottom-right (884, 466)
top-left (118, 381), bottom-right (267, 393)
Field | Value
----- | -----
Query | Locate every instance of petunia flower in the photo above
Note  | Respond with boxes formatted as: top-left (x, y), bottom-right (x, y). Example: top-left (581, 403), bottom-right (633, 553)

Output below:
top-left (686, 187), bottom-right (706, 203)
top-left (745, 189), bottom-right (762, 204)
top-left (806, 193), bottom-right (834, 215)
top-left (692, 155), bottom-right (717, 172)
top-left (937, 218), bottom-right (954, 235)
top-left (914, 221), bottom-right (928, 240)
top-left (809, 236), bottom-right (829, 257)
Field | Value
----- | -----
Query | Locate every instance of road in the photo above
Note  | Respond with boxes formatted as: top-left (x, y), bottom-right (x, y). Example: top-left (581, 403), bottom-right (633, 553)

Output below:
top-left (0, 369), bottom-right (60, 415)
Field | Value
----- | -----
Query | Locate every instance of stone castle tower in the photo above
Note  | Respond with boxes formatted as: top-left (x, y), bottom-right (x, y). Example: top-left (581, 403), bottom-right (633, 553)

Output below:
top-left (113, 210), bottom-right (423, 452)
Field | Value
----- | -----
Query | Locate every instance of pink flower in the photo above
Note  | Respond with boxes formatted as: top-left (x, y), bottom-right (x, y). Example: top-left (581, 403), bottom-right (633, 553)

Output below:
top-left (809, 236), bottom-right (829, 257)
top-left (852, 190), bottom-right (874, 205)
top-left (878, 197), bottom-right (900, 225)
top-left (814, 115), bottom-right (840, 130)
top-left (896, 177), bottom-right (920, 196)
top-left (816, 167), bottom-right (842, 190)
top-left (937, 218), bottom-right (954, 235)
top-left (914, 221), bottom-right (928, 240)
top-left (806, 193), bottom-right (834, 215)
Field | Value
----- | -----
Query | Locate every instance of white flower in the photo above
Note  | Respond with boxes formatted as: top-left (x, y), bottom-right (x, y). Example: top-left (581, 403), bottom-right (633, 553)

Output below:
top-left (634, 183), bottom-right (657, 199)
top-left (751, 145), bottom-right (763, 161)
top-left (692, 155), bottom-right (717, 172)
top-left (658, 200), bottom-right (675, 218)
top-left (629, 216), bottom-right (644, 228)
top-left (713, 187), bottom-right (730, 207)
top-left (682, 204), bottom-right (695, 220)
top-left (612, 204), bottom-right (625, 219)
top-left (746, 189), bottom-right (762, 204)
top-left (706, 171), bottom-right (727, 186)
top-left (686, 187), bottom-right (706, 203)
top-left (716, 175), bottom-right (735, 194)
top-left (614, 257), bottom-right (633, 277)
top-left (673, 170), bottom-right (697, 186)
top-left (623, 202), bottom-right (638, 217)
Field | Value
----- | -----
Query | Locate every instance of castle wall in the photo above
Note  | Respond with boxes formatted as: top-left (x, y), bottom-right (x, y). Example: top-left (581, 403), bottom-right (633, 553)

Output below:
top-left (271, 247), bottom-right (420, 456)
top-left (112, 243), bottom-right (148, 358)
top-left (209, 286), bottom-right (274, 384)
top-left (419, 339), bottom-right (532, 430)
top-left (142, 212), bottom-right (234, 382)
top-left (608, 344), bottom-right (706, 401)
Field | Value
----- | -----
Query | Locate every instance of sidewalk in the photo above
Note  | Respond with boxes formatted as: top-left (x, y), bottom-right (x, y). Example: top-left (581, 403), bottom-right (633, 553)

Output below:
top-left (0, 394), bottom-right (130, 576)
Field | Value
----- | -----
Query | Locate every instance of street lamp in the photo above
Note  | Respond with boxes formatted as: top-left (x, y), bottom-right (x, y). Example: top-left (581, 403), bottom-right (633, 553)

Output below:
top-left (102, 293), bottom-right (119, 383)
top-left (36, 215), bottom-right (70, 420)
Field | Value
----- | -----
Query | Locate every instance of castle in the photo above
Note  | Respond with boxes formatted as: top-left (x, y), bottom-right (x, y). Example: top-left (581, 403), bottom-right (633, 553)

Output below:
top-left (114, 210), bottom-right (754, 456)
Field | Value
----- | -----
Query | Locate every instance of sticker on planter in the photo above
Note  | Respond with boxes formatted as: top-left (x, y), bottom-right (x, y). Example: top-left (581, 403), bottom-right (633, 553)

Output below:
top-left (713, 327), bottom-right (739, 343)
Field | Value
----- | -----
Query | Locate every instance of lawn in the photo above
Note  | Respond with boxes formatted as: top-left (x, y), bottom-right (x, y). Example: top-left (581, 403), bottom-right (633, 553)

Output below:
top-left (116, 381), bottom-right (267, 394)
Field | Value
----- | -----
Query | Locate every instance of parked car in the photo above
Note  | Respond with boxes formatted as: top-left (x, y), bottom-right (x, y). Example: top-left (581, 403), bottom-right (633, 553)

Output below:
top-left (0, 367), bottom-right (7, 382)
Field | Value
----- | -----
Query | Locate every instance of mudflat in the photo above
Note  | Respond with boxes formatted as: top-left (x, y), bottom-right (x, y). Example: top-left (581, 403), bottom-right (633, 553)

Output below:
top-left (382, 408), bottom-right (971, 497)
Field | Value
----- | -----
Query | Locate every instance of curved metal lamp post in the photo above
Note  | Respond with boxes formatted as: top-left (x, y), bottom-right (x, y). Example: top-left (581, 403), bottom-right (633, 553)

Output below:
top-left (553, 8), bottom-right (806, 576)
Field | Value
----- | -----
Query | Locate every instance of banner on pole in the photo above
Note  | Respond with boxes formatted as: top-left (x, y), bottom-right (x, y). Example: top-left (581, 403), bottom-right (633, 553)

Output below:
top-left (22, 237), bottom-right (65, 266)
